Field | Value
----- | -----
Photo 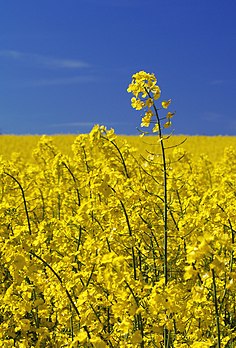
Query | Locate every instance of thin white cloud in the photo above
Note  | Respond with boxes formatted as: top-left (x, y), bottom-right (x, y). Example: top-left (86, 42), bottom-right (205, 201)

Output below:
top-left (80, 0), bottom-right (151, 7)
top-left (31, 75), bottom-right (95, 86)
top-left (0, 50), bottom-right (23, 59)
top-left (37, 56), bottom-right (89, 69)
top-left (0, 50), bottom-right (90, 69)
top-left (209, 79), bottom-right (225, 86)
top-left (50, 122), bottom-right (96, 128)
top-left (201, 111), bottom-right (222, 121)
top-left (50, 121), bottom-right (131, 128)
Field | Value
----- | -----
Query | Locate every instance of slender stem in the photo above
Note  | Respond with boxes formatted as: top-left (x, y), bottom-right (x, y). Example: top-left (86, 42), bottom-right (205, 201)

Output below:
top-left (109, 184), bottom-right (137, 280)
top-left (69, 304), bottom-right (74, 341)
top-left (150, 101), bottom-right (168, 286)
top-left (212, 268), bottom-right (221, 348)
top-left (4, 172), bottom-right (32, 235)
top-left (62, 161), bottom-right (81, 207)
top-left (102, 136), bottom-right (130, 178)
top-left (29, 251), bottom-right (81, 319)
top-left (164, 326), bottom-right (168, 348)
top-left (145, 89), bottom-right (169, 346)
top-left (119, 199), bottom-right (137, 280)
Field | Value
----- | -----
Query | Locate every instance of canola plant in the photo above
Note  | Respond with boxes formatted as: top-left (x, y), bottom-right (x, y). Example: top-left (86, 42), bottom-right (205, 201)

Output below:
top-left (0, 71), bottom-right (236, 347)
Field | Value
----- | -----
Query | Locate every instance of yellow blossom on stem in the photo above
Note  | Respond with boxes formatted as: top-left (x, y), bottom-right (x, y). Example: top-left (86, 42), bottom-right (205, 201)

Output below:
top-left (162, 99), bottom-right (171, 109)
top-left (131, 97), bottom-right (145, 110)
top-left (141, 110), bottom-right (153, 127)
top-left (145, 98), bottom-right (154, 108)
top-left (127, 71), bottom-right (161, 101)
top-left (164, 120), bottom-right (172, 128)
top-left (152, 85), bottom-right (161, 100)
top-left (152, 123), bottom-right (160, 133)
top-left (166, 111), bottom-right (175, 119)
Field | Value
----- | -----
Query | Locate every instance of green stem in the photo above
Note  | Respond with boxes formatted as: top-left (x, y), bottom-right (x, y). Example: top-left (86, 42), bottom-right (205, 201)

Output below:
top-left (109, 184), bottom-right (137, 280)
top-left (4, 172), bottom-right (32, 235)
top-left (152, 103), bottom-right (168, 286)
top-left (102, 136), bottom-right (130, 178)
top-left (29, 251), bottom-right (81, 319)
top-left (62, 161), bottom-right (81, 207)
top-left (119, 199), bottom-right (137, 280)
top-left (147, 92), bottom-right (169, 347)
top-left (212, 268), bottom-right (221, 348)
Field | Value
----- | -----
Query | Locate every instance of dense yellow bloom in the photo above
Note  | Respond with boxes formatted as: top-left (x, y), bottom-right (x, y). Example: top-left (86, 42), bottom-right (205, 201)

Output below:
top-left (1, 74), bottom-right (236, 346)
top-left (1, 129), bottom-right (236, 346)
top-left (127, 70), bottom-right (161, 102)
top-left (128, 71), bottom-right (174, 133)
top-left (131, 97), bottom-right (145, 110)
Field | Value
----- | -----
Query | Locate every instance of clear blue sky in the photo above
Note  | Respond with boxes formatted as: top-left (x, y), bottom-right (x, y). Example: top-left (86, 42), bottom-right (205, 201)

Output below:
top-left (0, 0), bottom-right (236, 135)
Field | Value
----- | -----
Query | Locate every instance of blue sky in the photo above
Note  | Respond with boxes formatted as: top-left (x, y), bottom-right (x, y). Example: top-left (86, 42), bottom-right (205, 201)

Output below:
top-left (0, 0), bottom-right (236, 135)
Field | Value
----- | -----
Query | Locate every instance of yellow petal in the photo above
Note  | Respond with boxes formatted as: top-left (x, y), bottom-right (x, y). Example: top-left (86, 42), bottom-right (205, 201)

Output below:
top-left (162, 99), bottom-right (171, 109)
top-left (164, 121), bottom-right (172, 128)
top-left (152, 123), bottom-right (159, 133)
top-left (145, 98), bottom-right (153, 108)
top-left (166, 111), bottom-right (175, 119)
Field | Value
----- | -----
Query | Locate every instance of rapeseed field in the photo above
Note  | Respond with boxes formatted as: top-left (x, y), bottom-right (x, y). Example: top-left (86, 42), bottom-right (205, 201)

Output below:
top-left (1, 134), bottom-right (236, 163)
top-left (0, 71), bottom-right (236, 347)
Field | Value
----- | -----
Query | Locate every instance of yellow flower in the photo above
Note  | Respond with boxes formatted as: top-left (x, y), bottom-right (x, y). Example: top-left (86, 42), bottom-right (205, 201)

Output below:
top-left (166, 111), bottom-right (175, 119)
top-left (90, 337), bottom-right (107, 348)
top-left (145, 98), bottom-right (153, 108)
top-left (128, 71), bottom-right (161, 101)
top-left (164, 120), bottom-right (172, 128)
top-left (162, 99), bottom-right (171, 109)
top-left (152, 85), bottom-right (161, 100)
top-left (141, 110), bottom-right (153, 127)
top-left (152, 123), bottom-right (160, 133)
top-left (131, 97), bottom-right (145, 110)
top-left (131, 330), bottom-right (143, 344)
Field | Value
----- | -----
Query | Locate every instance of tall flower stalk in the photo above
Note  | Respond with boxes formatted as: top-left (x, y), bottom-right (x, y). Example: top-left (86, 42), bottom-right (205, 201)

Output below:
top-left (128, 71), bottom-right (174, 347)
top-left (127, 71), bottom-right (174, 286)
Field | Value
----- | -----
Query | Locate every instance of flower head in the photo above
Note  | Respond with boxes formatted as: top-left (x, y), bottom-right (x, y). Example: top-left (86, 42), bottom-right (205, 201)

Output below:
top-left (128, 70), bottom-right (174, 133)
top-left (162, 99), bottom-right (171, 109)
top-left (127, 71), bottom-right (161, 103)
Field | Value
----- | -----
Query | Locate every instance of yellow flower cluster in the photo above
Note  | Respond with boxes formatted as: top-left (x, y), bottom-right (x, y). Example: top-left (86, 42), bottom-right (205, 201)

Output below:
top-left (2, 134), bottom-right (236, 164)
top-left (127, 71), bottom-right (173, 131)
top-left (1, 126), bottom-right (236, 347)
